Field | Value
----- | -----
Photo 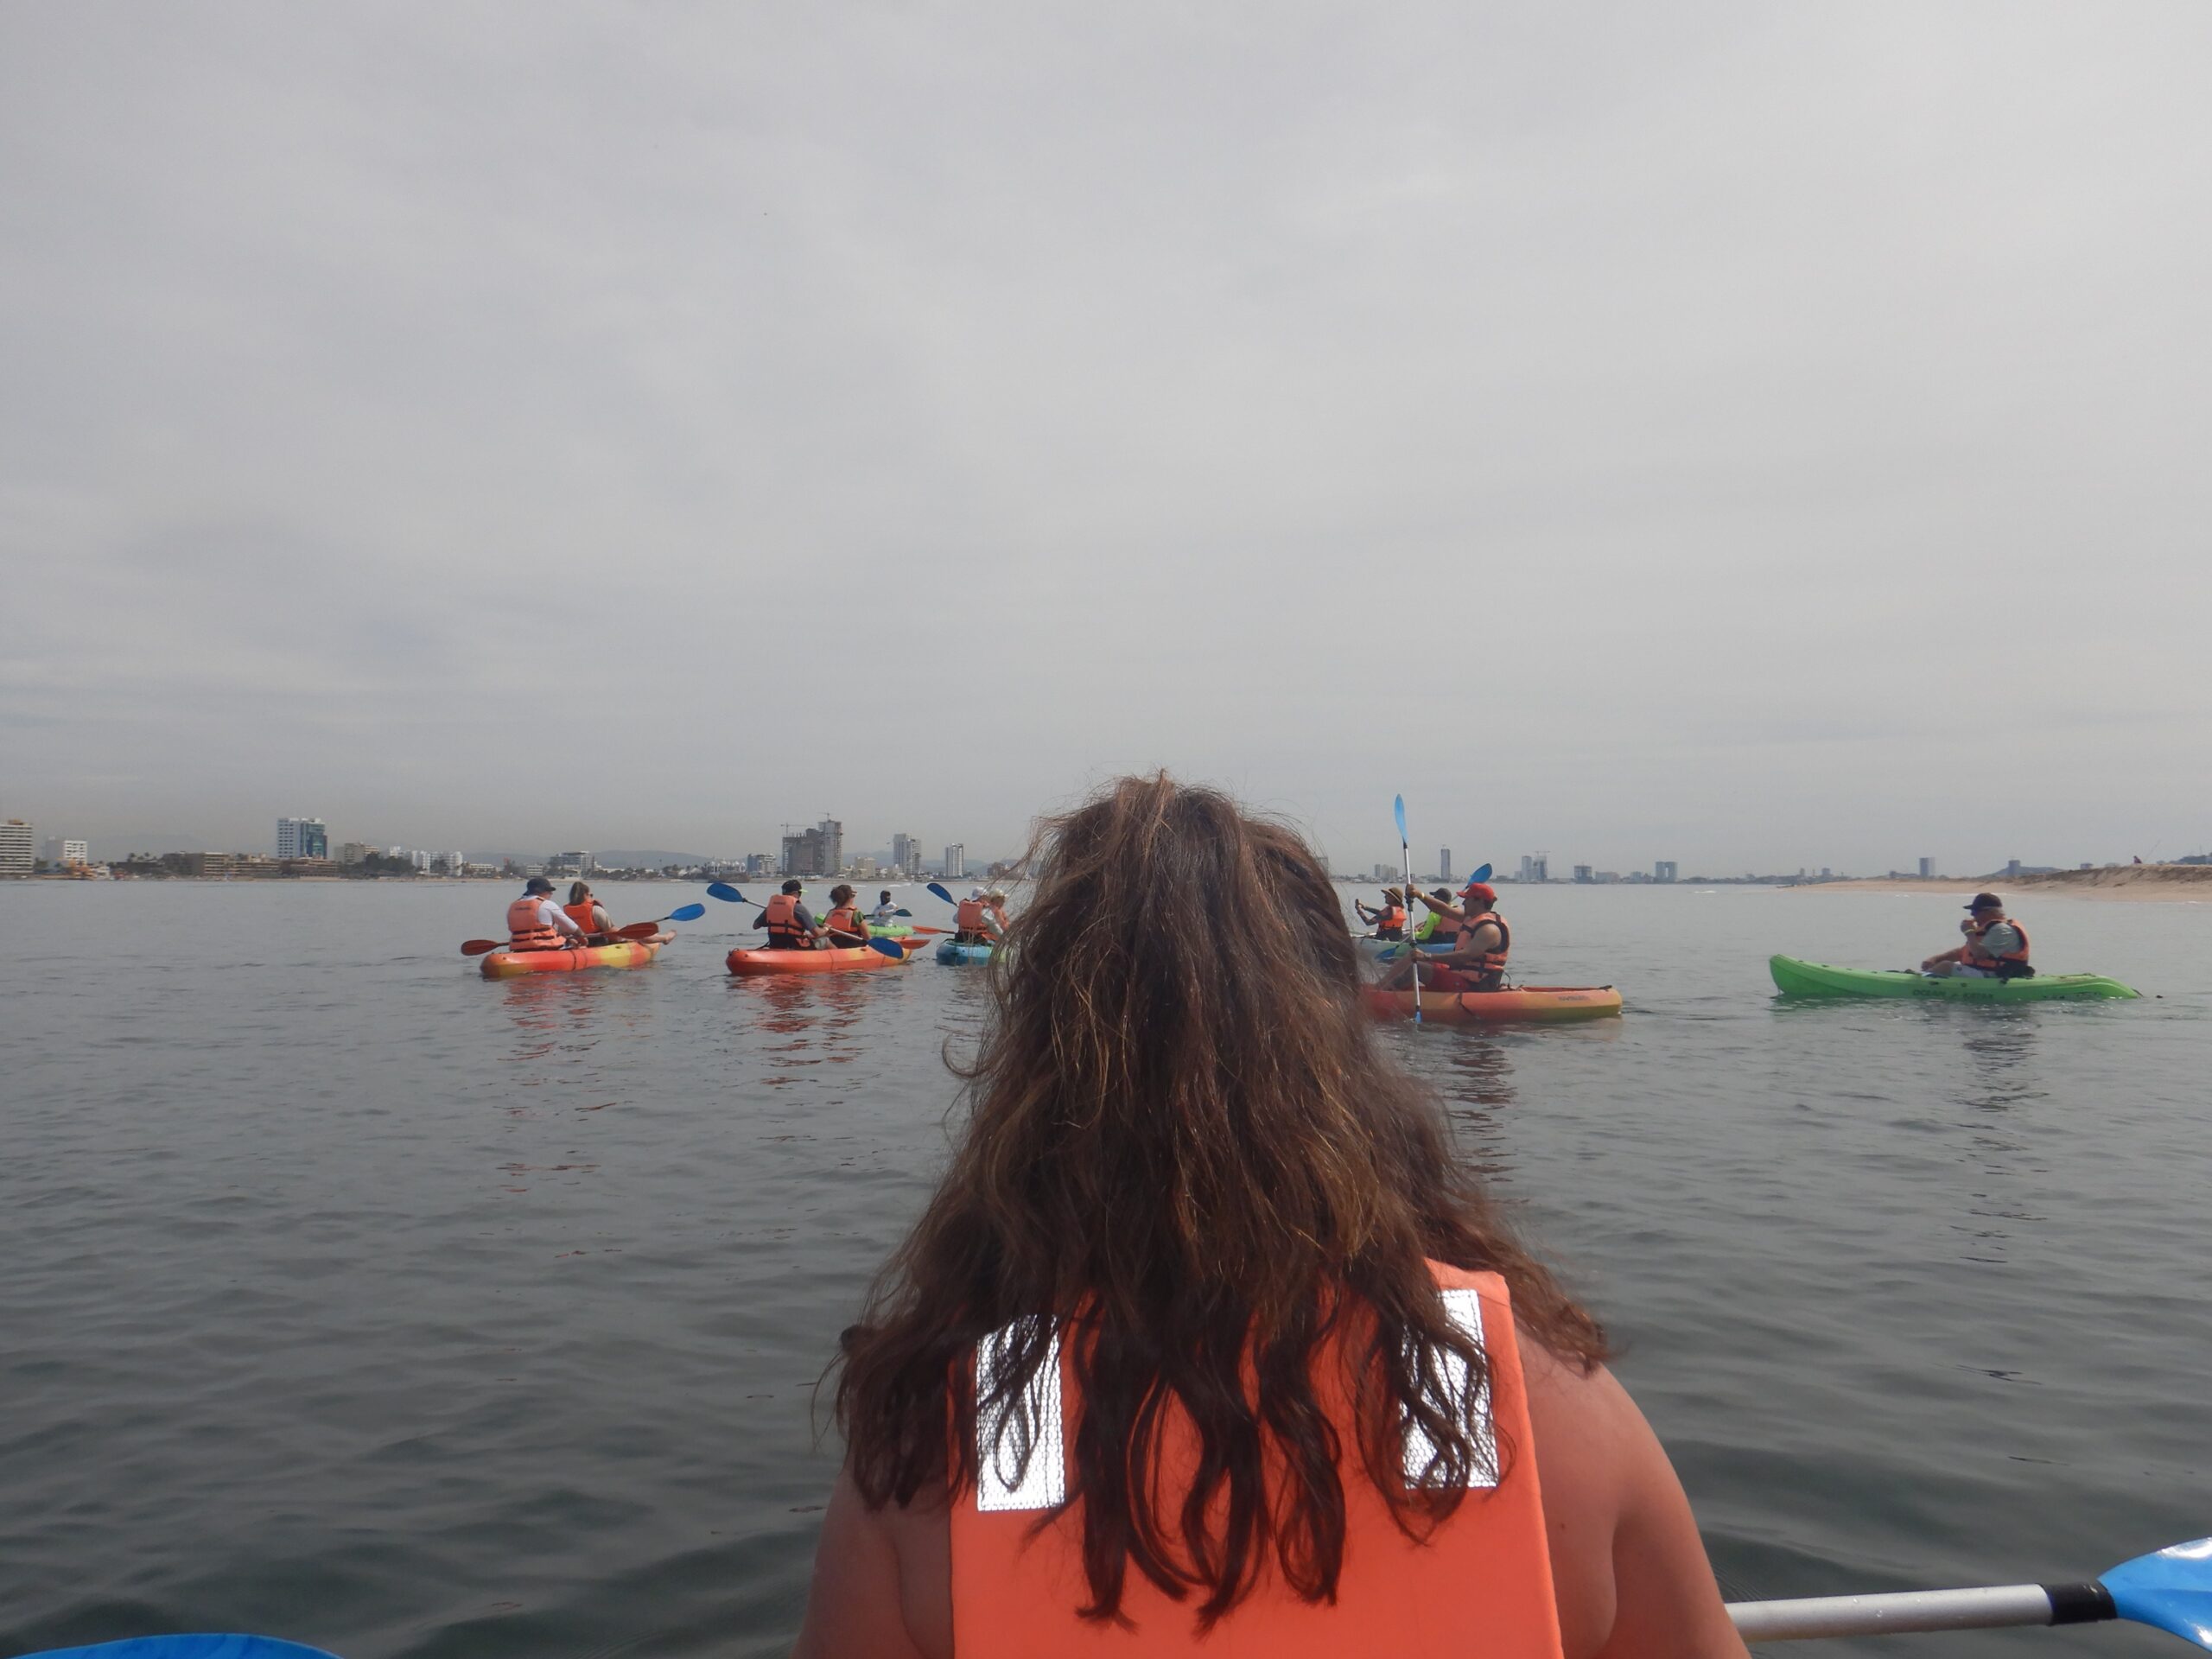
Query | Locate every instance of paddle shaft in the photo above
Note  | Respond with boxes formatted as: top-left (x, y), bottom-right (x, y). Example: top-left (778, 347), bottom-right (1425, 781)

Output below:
top-left (1728, 1581), bottom-right (2116, 1642)
top-left (1394, 797), bottom-right (1420, 1025)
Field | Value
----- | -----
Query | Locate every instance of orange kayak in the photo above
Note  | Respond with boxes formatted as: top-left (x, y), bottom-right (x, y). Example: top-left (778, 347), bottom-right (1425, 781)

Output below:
top-left (1362, 985), bottom-right (1622, 1025)
top-left (480, 939), bottom-right (662, 979)
top-left (725, 938), bottom-right (926, 976)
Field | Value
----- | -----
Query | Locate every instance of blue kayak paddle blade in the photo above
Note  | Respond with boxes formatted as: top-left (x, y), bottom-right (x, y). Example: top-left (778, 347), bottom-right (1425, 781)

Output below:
top-left (668, 903), bottom-right (706, 922)
top-left (1393, 795), bottom-right (1408, 842)
top-left (867, 937), bottom-right (908, 958)
top-left (706, 882), bottom-right (744, 903)
top-left (19, 1639), bottom-right (344, 1659)
top-left (1469, 862), bottom-right (1492, 884)
top-left (2102, 1538), bottom-right (2212, 1649)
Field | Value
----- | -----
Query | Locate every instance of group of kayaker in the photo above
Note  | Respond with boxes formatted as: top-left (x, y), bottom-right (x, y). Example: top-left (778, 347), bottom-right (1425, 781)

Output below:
top-left (495, 877), bottom-right (1011, 956)
top-left (503, 875), bottom-right (670, 950)
top-left (1355, 880), bottom-right (2036, 992)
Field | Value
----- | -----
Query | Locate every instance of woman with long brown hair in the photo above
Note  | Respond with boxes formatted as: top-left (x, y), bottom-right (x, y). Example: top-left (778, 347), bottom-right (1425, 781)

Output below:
top-left (794, 775), bottom-right (1746, 1659)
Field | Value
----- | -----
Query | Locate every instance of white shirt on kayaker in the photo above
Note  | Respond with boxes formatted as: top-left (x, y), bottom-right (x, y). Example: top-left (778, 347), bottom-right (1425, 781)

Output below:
top-left (531, 898), bottom-right (585, 938)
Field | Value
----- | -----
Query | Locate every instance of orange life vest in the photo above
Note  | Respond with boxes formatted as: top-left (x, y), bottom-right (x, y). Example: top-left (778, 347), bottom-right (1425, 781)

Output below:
top-left (563, 900), bottom-right (603, 937)
top-left (949, 1263), bottom-right (1561, 1658)
top-left (763, 892), bottom-right (810, 947)
top-left (956, 898), bottom-right (991, 939)
top-left (1454, 910), bottom-right (1510, 980)
top-left (1963, 917), bottom-right (2030, 970)
top-left (505, 894), bottom-right (563, 950)
top-left (824, 904), bottom-right (863, 940)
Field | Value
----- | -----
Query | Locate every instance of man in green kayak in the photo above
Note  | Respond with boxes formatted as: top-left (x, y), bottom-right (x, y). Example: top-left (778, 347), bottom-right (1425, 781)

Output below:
top-left (1922, 893), bottom-right (2034, 979)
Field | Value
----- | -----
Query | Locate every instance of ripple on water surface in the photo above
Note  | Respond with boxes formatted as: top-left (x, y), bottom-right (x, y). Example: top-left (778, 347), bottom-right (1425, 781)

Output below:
top-left (1, 880), bottom-right (2205, 1658)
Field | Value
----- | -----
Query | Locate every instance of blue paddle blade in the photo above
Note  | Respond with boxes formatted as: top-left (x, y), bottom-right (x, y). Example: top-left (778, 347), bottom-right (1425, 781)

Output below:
top-left (1374, 944), bottom-right (1401, 963)
top-left (2102, 1537), bottom-right (2212, 1649)
top-left (706, 882), bottom-right (745, 903)
top-left (1469, 862), bottom-right (1492, 884)
top-left (1393, 795), bottom-right (1408, 842)
top-left (927, 882), bottom-right (955, 905)
top-left (668, 903), bottom-right (706, 922)
top-left (894, 907), bottom-right (912, 916)
top-left (867, 936), bottom-right (907, 958)
top-left (17, 1640), bottom-right (343, 1659)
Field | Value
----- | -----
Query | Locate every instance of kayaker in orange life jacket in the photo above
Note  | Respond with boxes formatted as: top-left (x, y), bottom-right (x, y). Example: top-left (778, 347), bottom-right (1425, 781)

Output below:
top-left (953, 887), bottom-right (1007, 946)
top-left (505, 874), bottom-right (588, 951)
top-left (1922, 893), bottom-right (2034, 979)
top-left (1354, 887), bottom-right (1408, 940)
top-left (791, 773), bottom-right (1745, 1659)
top-left (823, 884), bottom-right (871, 950)
top-left (564, 880), bottom-right (613, 944)
top-left (755, 878), bottom-right (826, 950)
top-left (1382, 880), bottom-right (1510, 994)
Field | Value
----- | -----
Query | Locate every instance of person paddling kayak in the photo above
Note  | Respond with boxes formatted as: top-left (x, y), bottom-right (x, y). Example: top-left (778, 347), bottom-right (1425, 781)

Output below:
top-left (952, 887), bottom-right (1006, 946)
top-left (1922, 892), bottom-right (2034, 979)
top-left (868, 888), bottom-right (900, 926)
top-left (756, 879), bottom-right (826, 950)
top-left (505, 875), bottom-right (588, 952)
top-left (1382, 880), bottom-right (1511, 993)
top-left (794, 774), bottom-right (1746, 1659)
top-left (564, 880), bottom-right (613, 944)
top-left (822, 885), bottom-right (871, 950)
top-left (1354, 886), bottom-right (1408, 939)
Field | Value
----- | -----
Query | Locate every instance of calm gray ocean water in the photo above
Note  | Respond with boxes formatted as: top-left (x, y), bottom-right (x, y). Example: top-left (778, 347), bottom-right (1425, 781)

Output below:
top-left (3, 881), bottom-right (2208, 1659)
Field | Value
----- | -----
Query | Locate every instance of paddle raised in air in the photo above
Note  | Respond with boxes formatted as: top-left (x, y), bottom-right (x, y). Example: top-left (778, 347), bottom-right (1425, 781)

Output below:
top-left (1391, 797), bottom-right (1421, 1025)
top-left (1727, 1535), bottom-right (2212, 1649)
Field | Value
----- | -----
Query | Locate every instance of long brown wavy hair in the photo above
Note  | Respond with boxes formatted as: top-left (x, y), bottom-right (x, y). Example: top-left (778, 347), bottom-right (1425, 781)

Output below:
top-left (834, 774), bottom-right (1606, 1629)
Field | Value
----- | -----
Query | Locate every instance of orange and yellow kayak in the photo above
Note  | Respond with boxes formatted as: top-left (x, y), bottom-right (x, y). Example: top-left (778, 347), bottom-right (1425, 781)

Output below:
top-left (725, 938), bottom-right (927, 976)
top-left (480, 939), bottom-right (662, 979)
top-left (1362, 985), bottom-right (1622, 1025)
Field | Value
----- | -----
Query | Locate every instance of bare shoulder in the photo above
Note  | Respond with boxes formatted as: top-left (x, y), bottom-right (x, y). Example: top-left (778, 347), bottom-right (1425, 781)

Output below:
top-left (790, 1465), bottom-right (951, 1659)
top-left (1516, 1330), bottom-right (1749, 1659)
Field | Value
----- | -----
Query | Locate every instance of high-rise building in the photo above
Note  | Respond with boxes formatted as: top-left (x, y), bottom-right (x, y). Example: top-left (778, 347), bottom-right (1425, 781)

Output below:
top-left (944, 843), bottom-right (966, 880)
top-left (276, 817), bottom-right (327, 860)
top-left (817, 817), bottom-right (843, 874)
top-left (1518, 854), bottom-right (1548, 883)
top-left (1440, 848), bottom-right (1452, 882)
top-left (1573, 865), bottom-right (1593, 883)
top-left (1918, 856), bottom-right (1936, 879)
top-left (781, 829), bottom-right (826, 876)
top-left (0, 819), bottom-right (34, 875)
top-left (891, 832), bottom-right (917, 875)
top-left (1654, 860), bottom-right (1677, 883)
top-left (2005, 859), bottom-right (2022, 878)
top-left (41, 836), bottom-right (90, 868)
top-left (1372, 863), bottom-right (1392, 881)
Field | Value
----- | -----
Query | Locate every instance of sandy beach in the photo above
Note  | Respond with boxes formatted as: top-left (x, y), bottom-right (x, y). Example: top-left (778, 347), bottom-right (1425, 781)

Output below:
top-left (1789, 865), bottom-right (2212, 903)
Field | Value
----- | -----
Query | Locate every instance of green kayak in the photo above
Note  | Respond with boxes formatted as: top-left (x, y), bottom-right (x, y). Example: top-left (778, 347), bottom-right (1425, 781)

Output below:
top-left (1770, 956), bottom-right (2139, 1001)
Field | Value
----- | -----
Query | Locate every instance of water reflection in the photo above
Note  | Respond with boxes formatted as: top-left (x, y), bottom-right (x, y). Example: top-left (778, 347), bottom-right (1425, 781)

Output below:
top-left (1936, 1008), bottom-right (2048, 1266)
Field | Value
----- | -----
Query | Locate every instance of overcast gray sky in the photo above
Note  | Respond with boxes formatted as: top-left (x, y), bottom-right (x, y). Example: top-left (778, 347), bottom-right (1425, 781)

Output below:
top-left (5, 3), bottom-right (2208, 874)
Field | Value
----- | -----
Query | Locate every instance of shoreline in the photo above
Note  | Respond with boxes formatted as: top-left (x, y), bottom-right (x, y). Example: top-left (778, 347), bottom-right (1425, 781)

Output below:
top-left (1786, 866), bottom-right (2212, 904)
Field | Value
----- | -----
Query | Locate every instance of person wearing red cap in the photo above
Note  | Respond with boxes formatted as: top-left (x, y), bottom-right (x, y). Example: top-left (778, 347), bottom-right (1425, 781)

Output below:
top-left (1385, 880), bottom-right (1510, 993)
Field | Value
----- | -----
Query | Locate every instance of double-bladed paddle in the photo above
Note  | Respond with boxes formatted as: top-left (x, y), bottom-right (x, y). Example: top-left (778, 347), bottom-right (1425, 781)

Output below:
top-left (460, 902), bottom-right (706, 956)
top-left (1727, 1534), bottom-right (2212, 1649)
top-left (21, 1537), bottom-right (2212, 1659)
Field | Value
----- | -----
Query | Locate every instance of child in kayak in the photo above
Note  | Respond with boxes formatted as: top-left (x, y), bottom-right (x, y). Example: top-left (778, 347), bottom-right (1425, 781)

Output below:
top-left (793, 774), bottom-right (1745, 1659)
